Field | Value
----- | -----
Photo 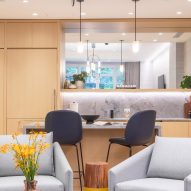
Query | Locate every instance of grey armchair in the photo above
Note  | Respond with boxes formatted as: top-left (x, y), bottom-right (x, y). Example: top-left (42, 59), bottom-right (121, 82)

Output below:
top-left (0, 134), bottom-right (73, 191)
top-left (109, 136), bottom-right (191, 191)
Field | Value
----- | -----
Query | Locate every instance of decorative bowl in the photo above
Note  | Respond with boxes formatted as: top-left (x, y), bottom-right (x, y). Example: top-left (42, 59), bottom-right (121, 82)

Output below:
top-left (81, 115), bottom-right (100, 124)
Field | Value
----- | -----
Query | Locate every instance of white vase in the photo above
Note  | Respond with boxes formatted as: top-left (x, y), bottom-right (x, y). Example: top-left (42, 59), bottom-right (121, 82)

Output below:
top-left (76, 80), bottom-right (84, 89)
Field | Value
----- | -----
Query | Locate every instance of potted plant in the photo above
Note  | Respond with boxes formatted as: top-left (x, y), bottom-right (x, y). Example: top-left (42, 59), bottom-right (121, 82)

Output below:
top-left (0, 132), bottom-right (50, 191)
top-left (73, 71), bottom-right (88, 89)
top-left (180, 75), bottom-right (191, 89)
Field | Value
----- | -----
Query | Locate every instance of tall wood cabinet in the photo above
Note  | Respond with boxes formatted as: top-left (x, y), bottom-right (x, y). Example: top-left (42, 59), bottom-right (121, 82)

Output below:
top-left (3, 21), bottom-right (61, 134)
top-left (7, 49), bottom-right (58, 119)
top-left (0, 50), bottom-right (4, 134)
top-left (0, 23), bottom-right (5, 134)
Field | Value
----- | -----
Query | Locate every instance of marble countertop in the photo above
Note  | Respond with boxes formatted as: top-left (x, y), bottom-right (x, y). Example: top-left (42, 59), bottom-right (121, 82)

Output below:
top-left (22, 117), bottom-right (191, 133)
top-left (98, 118), bottom-right (191, 122)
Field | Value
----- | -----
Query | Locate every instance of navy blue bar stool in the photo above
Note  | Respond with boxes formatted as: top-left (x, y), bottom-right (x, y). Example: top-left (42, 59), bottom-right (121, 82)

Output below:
top-left (45, 110), bottom-right (84, 191)
top-left (106, 110), bottom-right (156, 162)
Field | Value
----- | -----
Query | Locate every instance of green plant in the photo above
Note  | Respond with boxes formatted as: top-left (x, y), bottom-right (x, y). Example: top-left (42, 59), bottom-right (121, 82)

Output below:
top-left (180, 75), bottom-right (191, 89)
top-left (73, 71), bottom-right (88, 83)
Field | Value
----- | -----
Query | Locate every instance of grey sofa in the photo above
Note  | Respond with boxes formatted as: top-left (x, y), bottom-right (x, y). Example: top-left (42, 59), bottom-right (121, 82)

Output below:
top-left (0, 133), bottom-right (73, 191)
top-left (109, 136), bottom-right (191, 191)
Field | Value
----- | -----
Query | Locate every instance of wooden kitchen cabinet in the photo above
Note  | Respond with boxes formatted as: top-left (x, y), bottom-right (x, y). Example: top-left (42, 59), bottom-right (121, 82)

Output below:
top-left (189, 122), bottom-right (191, 137)
top-left (0, 50), bottom-right (4, 134)
top-left (6, 22), bottom-right (58, 48)
top-left (7, 49), bottom-right (58, 119)
top-left (161, 122), bottom-right (189, 137)
top-left (0, 23), bottom-right (5, 48)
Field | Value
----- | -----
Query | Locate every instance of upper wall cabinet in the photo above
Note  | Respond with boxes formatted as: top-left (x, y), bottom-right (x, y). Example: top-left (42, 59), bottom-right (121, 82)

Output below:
top-left (0, 23), bottom-right (5, 48)
top-left (6, 22), bottom-right (58, 48)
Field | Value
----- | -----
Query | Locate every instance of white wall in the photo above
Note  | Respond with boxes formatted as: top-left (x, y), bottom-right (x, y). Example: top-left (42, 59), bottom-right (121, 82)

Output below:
top-left (152, 49), bottom-right (170, 88)
top-left (140, 44), bottom-right (171, 89)
top-left (184, 38), bottom-right (191, 75)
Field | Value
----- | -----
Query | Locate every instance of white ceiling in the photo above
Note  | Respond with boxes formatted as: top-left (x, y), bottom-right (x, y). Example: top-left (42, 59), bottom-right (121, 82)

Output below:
top-left (65, 42), bottom-right (170, 62)
top-left (0, 0), bottom-right (191, 19)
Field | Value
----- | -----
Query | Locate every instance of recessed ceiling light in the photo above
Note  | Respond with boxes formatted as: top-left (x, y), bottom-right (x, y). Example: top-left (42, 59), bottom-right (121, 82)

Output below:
top-left (188, 0), bottom-right (191, 2)
top-left (23, 0), bottom-right (29, 3)
top-left (158, 33), bottom-right (163, 36)
top-left (176, 11), bottom-right (182, 15)
top-left (121, 33), bottom-right (126, 36)
top-left (84, 33), bottom-right (89, 36)
top-left (128, 12), bottom-right (134, 15)
top-left (81, 12), bottom-right (86, 16)
top-left (32, 12), bottom-right (38, 16)
top-left (153, 39), bottom-right (158, 42)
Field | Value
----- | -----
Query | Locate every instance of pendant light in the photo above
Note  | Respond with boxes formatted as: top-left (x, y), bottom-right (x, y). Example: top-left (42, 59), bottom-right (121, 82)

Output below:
top-left (120, 40), bottom-right (124, 73)
top-left (132, 0), bottom-right (140, 53)
top-left (86, 40), bottom-right (90, 73)
top-left (77, 0), bottom-right (84, 53)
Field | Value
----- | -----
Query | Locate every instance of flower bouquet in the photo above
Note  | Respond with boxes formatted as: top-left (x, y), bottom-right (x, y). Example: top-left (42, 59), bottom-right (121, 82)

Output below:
top-left (0, 132), bottom-right (50, 191)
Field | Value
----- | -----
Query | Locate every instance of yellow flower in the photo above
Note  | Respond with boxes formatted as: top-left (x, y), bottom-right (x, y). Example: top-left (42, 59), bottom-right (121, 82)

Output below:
top-left (0, 144), bottom-right (9, 153)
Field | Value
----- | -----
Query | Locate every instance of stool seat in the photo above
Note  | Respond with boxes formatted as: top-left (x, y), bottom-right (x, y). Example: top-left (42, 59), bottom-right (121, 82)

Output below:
top-left (109, 137), bottom-right (130, 146)
top-left (106, 110), bottom-right (156, 162)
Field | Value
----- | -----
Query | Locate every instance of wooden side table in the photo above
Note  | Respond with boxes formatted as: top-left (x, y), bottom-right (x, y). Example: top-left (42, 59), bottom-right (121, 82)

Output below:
top-left (84, 162), bottom-right (108, 191)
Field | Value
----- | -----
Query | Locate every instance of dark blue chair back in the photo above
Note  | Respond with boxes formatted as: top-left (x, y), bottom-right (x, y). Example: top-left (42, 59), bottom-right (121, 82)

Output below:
top-left (45, 110), bottom-right (82, 145)
top-left (125, 110), bottom-right (156, 145)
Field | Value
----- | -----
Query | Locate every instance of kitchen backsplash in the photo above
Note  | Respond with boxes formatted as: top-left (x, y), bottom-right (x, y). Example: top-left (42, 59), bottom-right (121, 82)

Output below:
top-left (61, 92), bottom-right (191, 118)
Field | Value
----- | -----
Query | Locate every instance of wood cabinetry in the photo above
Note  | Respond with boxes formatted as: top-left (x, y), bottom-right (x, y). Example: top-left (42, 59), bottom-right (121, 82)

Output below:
top-left (0, 23), bottom-right (4, 48)
top-left (6, 22), bottom-right (58, 48)
top-left (161, 122), bottom-right (189, 137)
top-left (0, 50), bottom-right (4, 134)
top-left (7, 49), bottom-right (58, 119)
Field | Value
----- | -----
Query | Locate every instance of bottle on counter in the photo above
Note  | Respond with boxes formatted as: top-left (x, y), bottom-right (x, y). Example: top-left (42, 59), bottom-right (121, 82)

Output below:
top-left (110, 110), bottom-right (114, 118)
top-left (189, 111), bottom-right (191, 119)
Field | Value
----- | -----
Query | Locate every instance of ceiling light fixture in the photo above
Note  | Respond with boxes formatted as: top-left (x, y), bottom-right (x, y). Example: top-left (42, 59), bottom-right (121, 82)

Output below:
top-left (77, 0), bottom-right (84, 53)
top-left (122, 33), bottom-right (126, 36)
top-left (128, 12), bottom-right (134, 15)
top-left (188, 0), bottom-right (191, 2)
top-left (158, 32), bottom-right (163, 36)
top-left (84, 33), bottom-right (89, 36)
top-left (153, 39), bottom-right (158, 42)
top-left (120, 40), bottom-right (124, 73)
top-left (81, 12), bottom-right (86, 16)
top-left (132, 0), bottom-right (140, 53)
top-left (32, 12), bottom-right (38, 16)
top-left (176, 11), bottom-right (182, 15)
top-left (23, 0), bottom-right (29, 3)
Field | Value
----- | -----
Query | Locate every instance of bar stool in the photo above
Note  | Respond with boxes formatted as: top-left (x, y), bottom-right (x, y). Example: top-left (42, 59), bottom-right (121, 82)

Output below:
top-left (106, 110), bottom-right (156, 162)
top-left (45, 110), bottom-right (84, 191)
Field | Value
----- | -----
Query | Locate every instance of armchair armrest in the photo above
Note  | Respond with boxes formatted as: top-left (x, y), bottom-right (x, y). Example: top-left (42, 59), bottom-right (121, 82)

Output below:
top-left (109, 145), bottom-right (154, 191)
top-left (54, 142), bottom-right (73, 191)
top-left (184, 174), bottom-right (191, 191)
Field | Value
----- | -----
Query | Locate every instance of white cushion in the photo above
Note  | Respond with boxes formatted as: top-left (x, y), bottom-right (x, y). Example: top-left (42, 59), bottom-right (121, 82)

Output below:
top-left (0, 132), bottom-right (54, 176)
top-left (0, 176), bottom-right (64, 191)
top-left (147, 136), bottom-right (191, 180)
top-left (115, 178), bottom-right (184, 191)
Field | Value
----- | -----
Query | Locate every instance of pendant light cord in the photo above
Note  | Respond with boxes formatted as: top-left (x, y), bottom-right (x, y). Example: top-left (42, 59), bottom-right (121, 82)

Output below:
top-left (120, 40), bottom-right (123, 65)
top-left (135, 0), bottom-right (137, 41)
top-left (80, 1), bottom-right (82, 42)
top-left (87, 40), bottom-right (89, 60)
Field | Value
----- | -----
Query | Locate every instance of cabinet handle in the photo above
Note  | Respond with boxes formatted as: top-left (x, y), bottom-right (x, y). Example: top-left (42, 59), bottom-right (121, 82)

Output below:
top-left (53, 89), bottom-right (57, 110)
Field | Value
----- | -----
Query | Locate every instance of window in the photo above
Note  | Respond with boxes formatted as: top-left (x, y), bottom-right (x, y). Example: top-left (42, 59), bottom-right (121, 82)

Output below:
top-left (66, 63), bottom-right (124, 89)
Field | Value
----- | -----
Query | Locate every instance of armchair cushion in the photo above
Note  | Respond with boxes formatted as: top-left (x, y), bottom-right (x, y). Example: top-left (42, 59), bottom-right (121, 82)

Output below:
top-left (0, 176), bottom-right (64, 191)
top-left (147, 136), bottom-right (191, 180)
top-left (0, 133), bottom-right (54, 177)
top-left (115, 178), bottom-right (184, 191)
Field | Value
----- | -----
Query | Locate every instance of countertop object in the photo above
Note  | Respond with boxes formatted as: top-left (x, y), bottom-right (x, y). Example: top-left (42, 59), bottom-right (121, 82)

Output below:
top-left (81, 115), bottom-right (100, 124)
